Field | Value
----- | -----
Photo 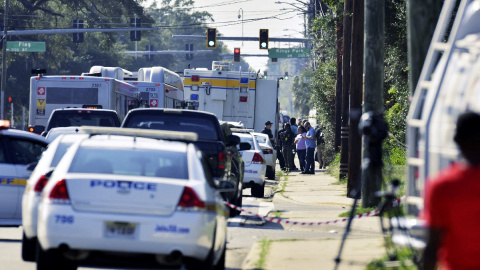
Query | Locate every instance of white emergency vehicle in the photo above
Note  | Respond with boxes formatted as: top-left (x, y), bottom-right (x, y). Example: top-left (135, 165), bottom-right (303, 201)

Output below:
top-left (183, 61), bottom-right (279, 135)
top-left (35, 127), bottom-right (229, 270)
top-left (28, 67), bottom-right (140, 132)
top-left (0, 120), bottom-right (49, 226)
top-left (398, 0), bottom-right (480, 248)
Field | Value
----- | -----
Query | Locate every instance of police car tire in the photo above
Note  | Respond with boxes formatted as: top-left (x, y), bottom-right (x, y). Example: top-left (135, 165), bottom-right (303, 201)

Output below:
top-left (36, 241), bottom-right (77, 270)
top-left (21, 232), bottom-right (36, 262)
top-left (267, 167), bottom-right (276, 180)
top-left (251, 183), bottom-right (265, 198)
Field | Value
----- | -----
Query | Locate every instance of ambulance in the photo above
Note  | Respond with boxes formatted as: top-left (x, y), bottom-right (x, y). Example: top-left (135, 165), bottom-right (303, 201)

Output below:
top-left (28, 67), bottom-right (139, 132)
top-left (183, 61), bottom-right (279, 135)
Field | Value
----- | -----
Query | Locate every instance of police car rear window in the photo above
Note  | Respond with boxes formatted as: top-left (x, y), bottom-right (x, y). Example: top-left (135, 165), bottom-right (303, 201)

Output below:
top-left (68, 147), bottom-right (188, 179)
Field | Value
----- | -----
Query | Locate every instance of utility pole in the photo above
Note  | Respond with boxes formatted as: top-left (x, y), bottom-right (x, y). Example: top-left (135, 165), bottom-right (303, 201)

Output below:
top-left (362, 0), bottom-right (385, 207)
top-left (335, 16), bottom-right (343, 152)
top-left (347, 0), bottom-right (363, 199)
top-left (340, 0), bottom-right (352, 182)
top-left (407, 0), bottom-right (443, 95)
top-left (1, 0), bottom-right (8, 120)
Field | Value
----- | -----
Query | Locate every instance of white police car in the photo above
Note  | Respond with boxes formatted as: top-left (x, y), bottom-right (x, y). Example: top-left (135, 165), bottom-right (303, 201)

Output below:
top-left (22, 133), bottom-right (89, 261)
top-left (233, 131), bottom-right (267, 198)
top-left (0, 120), bottom-right (48, 226)
top-left (35, 127), bottom-right (230, 270)
top-left (252, 132), bottom-right (277, 180)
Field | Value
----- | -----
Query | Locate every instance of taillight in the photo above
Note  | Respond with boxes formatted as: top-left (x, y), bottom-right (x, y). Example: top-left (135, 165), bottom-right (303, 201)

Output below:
top-left (218, 152), bottom-right (226, 169)
top-left (33, 175), bottom-right (49, 193)
top-left (263, 149), bottom-right (273, 155)
top-left (177, 187), bottom-right (205, 209)
top-left (48, 180), bottom-right (70, 204)
top-left (252, 153), bottom-right (265, 164)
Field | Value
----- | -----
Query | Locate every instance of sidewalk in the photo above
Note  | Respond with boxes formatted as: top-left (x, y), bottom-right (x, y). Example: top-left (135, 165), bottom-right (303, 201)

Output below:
top-left (242, 165), bottom-right (387, 270)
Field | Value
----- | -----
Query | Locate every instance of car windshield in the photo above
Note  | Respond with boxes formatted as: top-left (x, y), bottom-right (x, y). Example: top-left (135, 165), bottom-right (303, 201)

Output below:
top-left (254, 134), bottom-right (267, 144)
top-left (124, 114), bottom-right (219, 141)
top-left (68, 147), bottom-right (188, 179)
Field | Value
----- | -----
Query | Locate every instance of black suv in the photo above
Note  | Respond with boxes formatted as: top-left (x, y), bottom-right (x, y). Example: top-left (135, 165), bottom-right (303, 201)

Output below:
top-left (121, 108), bottom-right (245, 217)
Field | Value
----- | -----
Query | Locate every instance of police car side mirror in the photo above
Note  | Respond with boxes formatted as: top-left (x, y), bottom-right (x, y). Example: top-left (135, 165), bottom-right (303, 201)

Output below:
top-left (239, 142), bottom-right (251, 151)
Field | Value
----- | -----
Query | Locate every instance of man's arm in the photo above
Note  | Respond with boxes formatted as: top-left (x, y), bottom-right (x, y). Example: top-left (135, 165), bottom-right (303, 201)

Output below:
top-left (422, 228), bottom-right (442, 270)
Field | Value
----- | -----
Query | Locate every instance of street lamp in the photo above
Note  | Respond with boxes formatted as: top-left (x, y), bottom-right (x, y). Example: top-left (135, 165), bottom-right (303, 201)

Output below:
top-left (238, 8), bottom-right (244, 46)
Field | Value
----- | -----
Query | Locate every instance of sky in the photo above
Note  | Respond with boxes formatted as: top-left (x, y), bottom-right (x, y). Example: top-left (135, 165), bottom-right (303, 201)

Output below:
top-left (144, 0), bottom-right (307, 72)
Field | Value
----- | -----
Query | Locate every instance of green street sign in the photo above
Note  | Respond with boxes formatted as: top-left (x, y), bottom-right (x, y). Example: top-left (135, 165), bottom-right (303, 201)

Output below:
top-left (268, 48), bottom-right (311, 58)
top-left (6, 41), bottom-right (46, 52)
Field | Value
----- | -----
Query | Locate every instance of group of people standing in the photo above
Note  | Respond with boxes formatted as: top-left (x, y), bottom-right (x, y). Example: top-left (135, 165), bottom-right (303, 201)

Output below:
top-left (264, 117), bottom-right (325, 174)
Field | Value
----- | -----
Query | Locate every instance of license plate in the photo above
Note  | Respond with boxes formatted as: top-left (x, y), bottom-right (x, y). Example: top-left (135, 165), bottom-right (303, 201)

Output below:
top-left (104, 222), bottom-right (137, 239)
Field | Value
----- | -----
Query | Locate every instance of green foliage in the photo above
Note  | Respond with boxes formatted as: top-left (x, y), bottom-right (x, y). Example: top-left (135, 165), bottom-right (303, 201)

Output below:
top-left (4, 0), bottom-right (235, 127)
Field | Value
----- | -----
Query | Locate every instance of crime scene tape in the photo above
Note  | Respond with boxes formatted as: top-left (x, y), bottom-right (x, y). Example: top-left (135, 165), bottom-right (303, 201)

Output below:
top-left (224, 197), bottom-right (404, 226)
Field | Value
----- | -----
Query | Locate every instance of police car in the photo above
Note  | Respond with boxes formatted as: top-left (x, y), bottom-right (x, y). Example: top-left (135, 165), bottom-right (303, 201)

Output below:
top-left (0, 120), bottom-right (48, 226)
top-left (252, 132), bottom-right (277, 180)
top-left (35, 127), bottom-right (230, 270)
top-left (22, 133), bottom-right (89, 261)
top-left (233, 131), bottom-right (267, 198)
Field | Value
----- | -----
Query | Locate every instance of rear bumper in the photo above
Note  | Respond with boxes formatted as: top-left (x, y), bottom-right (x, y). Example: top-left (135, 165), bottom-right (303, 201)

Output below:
top-left (37, 204), bottom-right (220, 260)
top-left (243, 164), bottom-right (266, 186)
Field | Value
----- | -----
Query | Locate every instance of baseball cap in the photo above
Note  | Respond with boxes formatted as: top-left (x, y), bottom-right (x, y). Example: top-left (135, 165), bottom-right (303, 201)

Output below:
top-left (265, 121), bottom-right (273, 126)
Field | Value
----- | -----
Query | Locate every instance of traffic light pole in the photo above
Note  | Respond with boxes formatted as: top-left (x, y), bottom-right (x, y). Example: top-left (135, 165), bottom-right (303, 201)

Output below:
top-left (1, 0), bottom-right (9, 120)
top-left (173, 35), bottom-right (311, 43)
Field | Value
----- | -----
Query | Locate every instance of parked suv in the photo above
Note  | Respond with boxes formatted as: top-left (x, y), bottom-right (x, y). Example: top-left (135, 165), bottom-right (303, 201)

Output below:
top-left (121, 108), bottom-right (246, 216)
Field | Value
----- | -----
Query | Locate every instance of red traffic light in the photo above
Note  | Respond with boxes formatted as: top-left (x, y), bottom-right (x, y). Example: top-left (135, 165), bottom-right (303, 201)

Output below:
top-left (233, 48), bottom-right (241, 62)
top-left (8, 97), bottom-right (12, 103)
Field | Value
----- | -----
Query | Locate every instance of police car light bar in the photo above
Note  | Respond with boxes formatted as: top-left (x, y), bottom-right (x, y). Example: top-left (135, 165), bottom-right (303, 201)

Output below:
top-left (231, 128), bottom-right (254, 133)
top-left (79, 126), bottom-right (198, 142)
top-left (0, 120), bottom-right (11, 129)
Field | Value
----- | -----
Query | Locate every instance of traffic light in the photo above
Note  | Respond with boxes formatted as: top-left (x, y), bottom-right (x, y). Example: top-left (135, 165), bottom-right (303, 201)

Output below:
top-left (264, 71), bottom-right (268, 79)
top-left (8, 97), bottom-right (12, 103)
top-left (130, 18), bottom-right (141, 41)
top-left (206, 28), bottom-right (217, 49)
top-left (259, 29), bottom-right (269, 49)
top-left (73, 19), bottom-right (84, 43)
top-left (145, 45), bottom-right (154, 61)
top-left (284, 71), bottom-right (289, 80)
top-left (233, 48), bottom-right (241, 62)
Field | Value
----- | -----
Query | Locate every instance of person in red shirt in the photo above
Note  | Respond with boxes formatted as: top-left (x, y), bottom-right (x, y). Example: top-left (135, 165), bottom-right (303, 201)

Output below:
top-left (423, 112), bottom-right (480, 270)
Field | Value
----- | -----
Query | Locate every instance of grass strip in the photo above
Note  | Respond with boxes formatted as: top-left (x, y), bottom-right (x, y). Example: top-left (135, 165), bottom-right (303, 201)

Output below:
top-left (255, 239), bottom-right (272, 269)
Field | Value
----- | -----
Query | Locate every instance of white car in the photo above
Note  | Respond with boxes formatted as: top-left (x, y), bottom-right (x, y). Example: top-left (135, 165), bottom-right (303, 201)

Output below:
top-left (22, 133), bottom-right (89, 262)
top-left (252, 132), bottom-right (277, 180)
top-left (35, 127), bottom-right (229, 270)
top-left (234, 132), bottom-right (267, 198)
top-left (0, 120), bottom-right (49, 226)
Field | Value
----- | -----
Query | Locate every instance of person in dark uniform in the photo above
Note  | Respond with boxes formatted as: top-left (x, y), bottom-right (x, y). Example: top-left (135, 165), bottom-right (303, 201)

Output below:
top-left (281, 123), bottom-right (295, 172)
top-left (277, 124), bottom-right (286, 171)
top-left (261, 121), bottom-right (275, 146)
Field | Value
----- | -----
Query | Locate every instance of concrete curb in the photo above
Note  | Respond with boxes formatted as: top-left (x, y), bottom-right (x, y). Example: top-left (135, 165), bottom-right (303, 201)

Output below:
top-left (242, 240), bottom-right (263, 270)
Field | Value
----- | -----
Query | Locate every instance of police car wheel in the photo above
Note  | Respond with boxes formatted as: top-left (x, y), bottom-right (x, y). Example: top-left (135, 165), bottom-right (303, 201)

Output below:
top-left (36, 241), bottom-right (77, 270)
top-left (251, 183), bottom-right (265, 198)
top-left (21, 232), bottom-right (36, 262)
